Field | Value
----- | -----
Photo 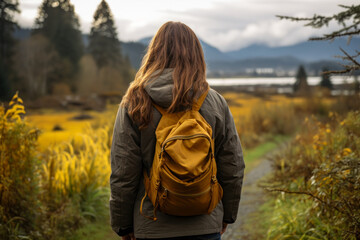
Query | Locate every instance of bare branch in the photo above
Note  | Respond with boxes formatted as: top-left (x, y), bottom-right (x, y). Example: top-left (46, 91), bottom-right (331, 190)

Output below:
top-left (264, 187), bottom-right (325, 203)
top-left (340, 48), bottom-right (360, 68)
top-left (324, 69), bottom-right (352, 75)
top-left (309, 29), bottom-right (360, 41)
top-left (276, 15), bottom-right (326, 22)
top-left (277, 4), bottom-right (360, 42)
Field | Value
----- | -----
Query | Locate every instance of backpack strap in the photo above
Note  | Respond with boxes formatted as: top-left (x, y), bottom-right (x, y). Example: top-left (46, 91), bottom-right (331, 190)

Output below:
top-left (192, 87), bottom-right (209, 111)
top-left (153, 87), bottom-right (210, 114)
top-left (153, 103), bottom-right (167, 115)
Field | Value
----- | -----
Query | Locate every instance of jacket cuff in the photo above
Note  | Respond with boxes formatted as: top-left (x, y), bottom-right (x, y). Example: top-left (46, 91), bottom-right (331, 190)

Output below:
top-left (223, 217), bottom-right (235, 224)
top-left (115, 226), bottom-right (134, 236)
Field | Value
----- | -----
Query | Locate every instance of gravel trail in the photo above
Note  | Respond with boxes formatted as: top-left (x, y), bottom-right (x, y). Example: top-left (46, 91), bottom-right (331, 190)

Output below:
top-left (222, 156), bottom-right (273, 240)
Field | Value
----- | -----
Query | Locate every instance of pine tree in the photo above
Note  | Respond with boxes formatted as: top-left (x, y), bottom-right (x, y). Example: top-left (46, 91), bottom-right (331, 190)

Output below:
top-left (35, 0), bottom-right (83, 65)
top-left (83, 0), bottom-right (134, 95)
top-left (294, 65), bottom-right (310, 93)
top-left (0, 0), bottom-right (20, 100)
top-left (319, 67), bottom-right (333, 90)
top-left (34, 0), bottom-right (84, 92)
top-left (88, 0), bottom-right (122, 68)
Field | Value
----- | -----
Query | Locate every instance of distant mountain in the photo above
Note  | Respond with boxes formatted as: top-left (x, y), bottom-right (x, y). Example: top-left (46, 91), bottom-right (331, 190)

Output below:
top-left (13, 28), bottom-right (31, 39)
top-left (12, 28), bottom-right (352, 76)
top-left (137, 36), bottom-right (351, 76)
top-left (200, 39), bottom-right (231, 62)
top-left (207, 57), bottom-right (345, 77)
top-left (121, 41), bottom-right (146, 69)
top-left (138, 36), bottom-right (152, 46)
top-left (226, 38), bottom-right (360, 62)
top-left (138, 36), bottom-right (230, 62)
top-left (82, 34), bottom-right (89, 47)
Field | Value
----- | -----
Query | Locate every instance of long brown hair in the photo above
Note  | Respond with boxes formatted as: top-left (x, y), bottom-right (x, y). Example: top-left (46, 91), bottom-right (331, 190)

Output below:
top-left (121, 21), bottom-right (208, 129)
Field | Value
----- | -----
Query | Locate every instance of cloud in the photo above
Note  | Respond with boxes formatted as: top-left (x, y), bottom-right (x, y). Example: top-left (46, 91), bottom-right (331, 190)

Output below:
top-left (200, 19), bottom-right (340, 51)
top-left (166, 0), bottom-right (356, 51)
top-left (16, 0), bottom-right (359, 51)
top-left (21, 3), bottom-right (39, 9)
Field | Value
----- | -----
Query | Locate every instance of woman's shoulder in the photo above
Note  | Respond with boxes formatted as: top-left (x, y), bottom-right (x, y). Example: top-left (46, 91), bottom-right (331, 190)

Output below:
top-left (206, 88), bottom-right (228, 108)
top-left (198, 87), bottom-right (230, 120)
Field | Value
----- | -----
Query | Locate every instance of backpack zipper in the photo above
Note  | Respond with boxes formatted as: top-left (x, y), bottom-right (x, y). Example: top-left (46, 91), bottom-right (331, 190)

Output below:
top-left (163, 186), bottom-right (211, 197)
top-left (159, 133), bottom-right (214, 198)
top-left (161, 133), bottom-right (211, 153)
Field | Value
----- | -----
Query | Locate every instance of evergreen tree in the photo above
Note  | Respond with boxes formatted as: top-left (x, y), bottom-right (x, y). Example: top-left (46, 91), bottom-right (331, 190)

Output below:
top-left (319, 67), bottom-right (333, 90)
top-left (34, 0), bottom-right (84, 92)
top-left (0, 0), bottom-right (20, 100)
top-left (88, 0), bottom-right (122, 68)
top-left (294, 65), bottom-right (310, 93)
top-left (83, 0), bottom-right (134, 95)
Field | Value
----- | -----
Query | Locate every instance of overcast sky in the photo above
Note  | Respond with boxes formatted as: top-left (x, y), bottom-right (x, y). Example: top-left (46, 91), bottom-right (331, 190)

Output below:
top-left (17, 0), bottom-right (358, 51)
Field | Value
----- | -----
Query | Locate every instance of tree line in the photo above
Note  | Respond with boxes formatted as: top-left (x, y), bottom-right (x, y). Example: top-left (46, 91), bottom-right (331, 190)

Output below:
top-left (0, 0), bottom-right (134, 101)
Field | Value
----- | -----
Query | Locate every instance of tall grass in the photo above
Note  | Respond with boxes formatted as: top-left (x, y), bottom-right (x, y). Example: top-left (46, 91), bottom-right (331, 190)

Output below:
top-left (266, 196), bottom-right (338, 240)
top-left (237, 102), bottom-right (299, 148)
top-left (0, 93), bottom-right (40, 239)
top-left (41, 127), bottom-right (111, 198)
top-left (235, 93), bottom-right (360, 149)
top-left (0, 93), bottom-right (114, 239)
top-left (37, 117), bottom-right (113, 239)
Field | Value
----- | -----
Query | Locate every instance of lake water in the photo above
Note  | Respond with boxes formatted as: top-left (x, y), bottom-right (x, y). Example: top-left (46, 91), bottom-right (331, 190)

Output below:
top-left (207, 76), bottom-right (357, 86)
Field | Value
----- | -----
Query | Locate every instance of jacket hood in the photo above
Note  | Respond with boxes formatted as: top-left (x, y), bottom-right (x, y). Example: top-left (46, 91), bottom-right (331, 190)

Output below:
top-left (144, 68), bottom-right (174, 108)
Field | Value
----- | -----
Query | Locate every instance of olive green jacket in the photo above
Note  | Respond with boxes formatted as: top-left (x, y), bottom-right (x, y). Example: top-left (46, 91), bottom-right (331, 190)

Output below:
top-left (110, 69), bottom-right (245, 238)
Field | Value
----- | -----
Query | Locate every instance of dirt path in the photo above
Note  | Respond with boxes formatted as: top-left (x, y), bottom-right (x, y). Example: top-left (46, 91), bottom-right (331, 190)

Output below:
top-left (222, 156), bottom-right (273, 240)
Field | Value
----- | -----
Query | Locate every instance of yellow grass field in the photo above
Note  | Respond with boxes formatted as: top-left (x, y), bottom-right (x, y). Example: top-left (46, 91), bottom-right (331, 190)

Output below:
top-left (25, 92), bottom-right (334, 150)
top-left (223, 92), bottom-right (302, 125)
top-left (25, 108), bottom-right (116, 151)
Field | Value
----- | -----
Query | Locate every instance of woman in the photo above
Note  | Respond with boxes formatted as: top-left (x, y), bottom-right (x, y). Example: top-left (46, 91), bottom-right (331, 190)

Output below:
top-left (110, 21), bottom-right (245, 240)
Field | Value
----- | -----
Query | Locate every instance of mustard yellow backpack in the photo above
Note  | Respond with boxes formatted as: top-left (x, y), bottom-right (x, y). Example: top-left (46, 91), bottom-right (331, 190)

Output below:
top-left (140, 88), bottom-right (223, 220)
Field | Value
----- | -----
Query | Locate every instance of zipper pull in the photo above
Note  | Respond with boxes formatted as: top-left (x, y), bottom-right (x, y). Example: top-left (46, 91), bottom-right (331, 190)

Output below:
top-left (162, 187), bottom-right (168, 199)
top-left (155, 179), bottom-right (160, 190)
top-left (211, 175), bottom-right (217, 183)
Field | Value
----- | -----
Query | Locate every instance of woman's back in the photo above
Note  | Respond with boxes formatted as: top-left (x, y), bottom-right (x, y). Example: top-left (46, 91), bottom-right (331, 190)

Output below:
top-left (110, 22), bottom-right (245, 240)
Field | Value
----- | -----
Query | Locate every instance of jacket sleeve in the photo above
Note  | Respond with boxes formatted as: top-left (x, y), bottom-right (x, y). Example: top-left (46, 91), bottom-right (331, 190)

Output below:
top-left (110, 106), bottom-right (142, 236)
top-left (215, 97), bottom-right (245, 224)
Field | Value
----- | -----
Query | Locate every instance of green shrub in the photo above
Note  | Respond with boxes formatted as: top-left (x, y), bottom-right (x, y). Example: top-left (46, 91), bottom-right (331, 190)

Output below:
top-left (265, 111), bottom-right (360, 239)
